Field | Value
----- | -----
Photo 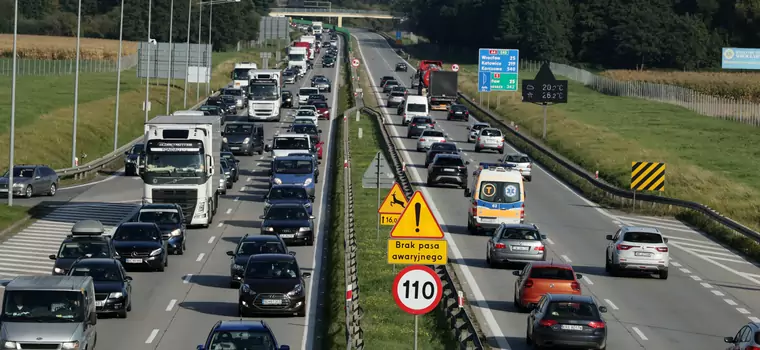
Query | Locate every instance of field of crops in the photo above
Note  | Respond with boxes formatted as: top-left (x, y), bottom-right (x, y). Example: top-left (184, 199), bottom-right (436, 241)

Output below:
top-left (0, 34), bottom-right (138, 61)
top-left (600, 69), bottom-right (760, 102)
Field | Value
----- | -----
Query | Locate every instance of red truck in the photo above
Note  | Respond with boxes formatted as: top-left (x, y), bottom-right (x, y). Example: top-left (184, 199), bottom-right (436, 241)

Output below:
top-left (412, 60), bottom-right (444, 88)
top-left (293, 41), bottom-right (312, 60)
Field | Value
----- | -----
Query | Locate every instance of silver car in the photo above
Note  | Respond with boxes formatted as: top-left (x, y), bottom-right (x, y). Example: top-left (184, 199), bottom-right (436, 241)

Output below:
top-left (474, 128), bottom-right (505, 153)
top-left (467, 122), bottom-right (490, 142)
top-left (501, 153), bottom-right (532, 181)
top-left (486, 223), bottom-right (547, 267)
top-left (283, 72), bottom-right (297, 84)
top-left (222, 88), bottom-right (246, 109)
top-left (387, 91), bottom-right (406, 108)
top-left (416, 129), bottom-right (447, 151)
top-left (0, 165), bottom-right (59, 198)
top-left (724, 322), bottom-right (760, 350)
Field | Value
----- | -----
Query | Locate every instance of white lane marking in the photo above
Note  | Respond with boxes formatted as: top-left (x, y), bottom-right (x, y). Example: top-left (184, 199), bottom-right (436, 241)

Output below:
top-left (246, 177), bottom-right (252, 182)
top-left (670, 261), bottom-right (681, 267)
top-left (603, 299), bottom-right (619, 310)
top-left (690, 275), bottom-right (702, 281)
top-left (560, 255), bottom-right (571, 263)
top-left (711, 290), bottom-right (725, 296)
top-left (737, 308), bottom-right (750, 314)
top-left (165, 299), bottom-right (176, 311)
top-left (700, 282), bottom-right (713, 288)
top-left (724, 299), bottom-right (738, 306)
top-left (679, 268), bottom-right (691, 274)
top-left (226, 208), bottom-right (232, 215)
top-left (208, 236), bottom-right (215, 244)
top-left (183, 274), bottom-right (193, 284)
top-left (196, 253), bottom-right (205, 262)
top-left (582, 275), bottom-right (594, 285)
top-left (234, 197), bottom-right (239, 201)
top-left (217, 222), bottom-right (223, 228)
top-left (239, 187), bottom-right (246, 191)
top-left (749, 316), bottom-right (760, 322)
top-left (546, 238), bottom-right (555, 245)
top-left (145, 329), bottom-right (159, 343)
top-left (632, 327), bottom-right (648, 340)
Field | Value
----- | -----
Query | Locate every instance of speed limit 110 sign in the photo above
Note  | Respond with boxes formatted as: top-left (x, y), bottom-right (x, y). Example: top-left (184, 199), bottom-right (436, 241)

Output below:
top-left (392, 265), bottom-right (443, 315)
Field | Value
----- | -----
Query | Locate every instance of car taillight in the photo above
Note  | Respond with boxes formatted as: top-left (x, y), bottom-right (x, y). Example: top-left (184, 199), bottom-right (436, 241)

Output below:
top-left (494, 243), bottom-right (506, 249)
top-left (411, 123), bottom-right (416, 127)
top-left (538, 319), bottom-right (556, 327)
top-left (571, 281), bottom-right (581, 291)
top-left (524, 279), bottom-right (533, 288)
top-left (419, 138), bottom-right (425, 141)
top-left (616, 244), bottom-right (634, 250)
top-left (477, 137), bottom-right (481, 142)
top-left (520, 203), bottom-right (525, 219)
top-left (745, 346), bottom-right (760, 350)
top-left (587, 321), bottom-right (605, 329)
top-left (527, 164), bottom-right (532, 168)
top-left (470, 207), bottom-right (477, 217)
top-left (534, 246), bottom-right (544, 251)
top-left (429, 124), bottom-right (435, 127)
top-left (440, 139), bottom-right (446, 142)
top-left (656, 247), bottom-right (668, 252)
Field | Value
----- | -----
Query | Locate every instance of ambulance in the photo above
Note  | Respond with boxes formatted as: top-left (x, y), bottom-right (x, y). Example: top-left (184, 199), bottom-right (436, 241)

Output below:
top-left (464, 163), bottom-right (525, 234)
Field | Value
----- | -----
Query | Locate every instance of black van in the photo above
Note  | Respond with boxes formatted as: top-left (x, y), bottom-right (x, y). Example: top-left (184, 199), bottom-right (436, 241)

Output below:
top-left (222, 122), bottom-right (264, 156)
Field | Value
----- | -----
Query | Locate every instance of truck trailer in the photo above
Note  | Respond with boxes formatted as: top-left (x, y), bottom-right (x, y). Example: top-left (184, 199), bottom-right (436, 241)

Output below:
top-left (428, 71), bottom-right (458, 110)
top-left (231, 62), bottom-right (258, 89)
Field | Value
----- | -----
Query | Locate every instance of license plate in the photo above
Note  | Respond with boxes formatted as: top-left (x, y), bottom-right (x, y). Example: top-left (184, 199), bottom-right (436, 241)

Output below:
top-left (635, 252), bottom-right (653, 257)
top-left (443, 168), bottom-right (455, 172)
top-left (230, 147), bottom-right (240, 150)
top-left (561, 325), bottom-right (583, 331)
top-left (280, 234), bottom-right (295, 238)
top-left (125, 258), bottom-right (142, 263)
top-left (480, 218), bottom-right (495, 223)
top-left (511, 246), bottom-right (529, 251)
top-left (455, 112), bottom-right (463, 114)
top-left (261, 299), bottom-right (283, 305)
top-left (95, 301), bottom-right (104, 307)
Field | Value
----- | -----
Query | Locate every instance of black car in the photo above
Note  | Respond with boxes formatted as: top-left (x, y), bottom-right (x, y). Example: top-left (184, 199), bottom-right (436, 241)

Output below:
top-left (223, 122), bottom-right (264, 156)
top-left (220, 95), bottom-right (237, 114)
top-left (395, 62), bottom-right (408, 72)
top-left (135, 203), bottom-right (186, 255)
top-left (322, 57), bottom-right (335, 68)
top-left (199, 105), bottom-right (222, 116)
top-left (282, 91), bottom-right (294, 108)
top-left (123, 143), bottom-right (143, 176)
top-left (67, 258), bottom-right (133, 317)
top-left (448, 104), bottom-right (470, 121)
top-left (527, 294), bottom-right (608, 349)
top-left (288, 123), bottom-right (321, 145)
top-left (221, 151), bottom-right (240, 182)
top-left (227, 234), bottom-right (292, 287)
top-left (50, 220), bottom-right (119, 275)
top-left (427, 153), bottom-right (469, 188)
top-left (407, 116), bottom-right (436, 138)
top-left (238, 254), bottom-right (311, 317)
top-left (259, 203), bottom-right (315, 246)
top-left (112, 222), bottom-right (168, 272)
top-left (425, 142), bottom-right (459, 167)
top-left (264, 184), bottom-right (314, 213)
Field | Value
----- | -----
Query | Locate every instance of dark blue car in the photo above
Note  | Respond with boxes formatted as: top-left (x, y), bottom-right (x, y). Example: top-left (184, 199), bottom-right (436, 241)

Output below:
top-left (264, 184), bottom-right (313, 214)
top-left (197, 320), bottom-right (289, 350)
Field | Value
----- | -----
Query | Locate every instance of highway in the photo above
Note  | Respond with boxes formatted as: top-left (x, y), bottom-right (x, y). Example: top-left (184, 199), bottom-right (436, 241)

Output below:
top-left (352, 29), bottom-right (760, 349)
top-left (0, 37), bottom-right (342, 349)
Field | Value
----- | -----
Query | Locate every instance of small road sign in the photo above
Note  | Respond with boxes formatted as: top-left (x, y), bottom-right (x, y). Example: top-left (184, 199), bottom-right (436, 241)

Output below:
top-left (392, 265), bottom-right (443, 315)
top-left (378, 183), bottom-right (408, 225)
top-left (387, 239), bottom-right (447, 265)
top-left (351, 58), bottom-right (360, 67)
top-left (389, 191), bottom-right (444, 239)
top-left (521, 63), bottom-right (568, 104)
top-left (451, 64), bottom-right (459, 72)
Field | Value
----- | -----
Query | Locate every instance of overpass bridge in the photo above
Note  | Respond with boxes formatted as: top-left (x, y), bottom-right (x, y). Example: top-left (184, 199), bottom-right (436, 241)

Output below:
top-left (268, 8), bottom-right (397, 27)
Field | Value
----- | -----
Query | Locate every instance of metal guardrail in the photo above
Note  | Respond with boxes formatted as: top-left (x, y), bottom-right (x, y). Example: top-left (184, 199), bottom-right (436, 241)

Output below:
top-left (373, 31), bottom-right (760, 246)
top-left (270, 7), bottom-right (393, 15)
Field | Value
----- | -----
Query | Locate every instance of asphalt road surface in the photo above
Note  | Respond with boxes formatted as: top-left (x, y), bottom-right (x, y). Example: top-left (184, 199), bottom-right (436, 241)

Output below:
top-left (0, 37), bottom-right (342, 350)
top-left (352, 28), bottom-right (760, 350)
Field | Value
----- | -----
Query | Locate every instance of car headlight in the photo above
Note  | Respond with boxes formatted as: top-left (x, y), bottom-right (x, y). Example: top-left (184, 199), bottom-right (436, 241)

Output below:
top-left (303, 178), bottom-right (312, 186)
top-left (125, 158), bottom-right (135, 163)
top-left (150, 248), bottom-right (163, 256)
top-left (61, 341), bottom-right (80, 350)
top-left (303, 202), bottom-right (311, 208)
top-left (53, 267), bottom-right (64, 274)
top-left (287, 283), bottom-right (304, 296)
top-left (262, 226), bottom-right (274, 232)
top-left (170, 229), bottom-right (182, 237)
top-left (242, 284), bottom-right (256, 294)
top-left (3, 341), bottom-right (18, 349)
top-left (273, 178), bottom-right (282, 185)
top-left (243, 137), bottom-right (250, 144)
top-left (109, 292), bottom-right (124, 299)
top-left (299, 227), bottom-right (311, 232)
top-left (232, 264), bottom-right (244, 271)
top-left (222, 137), bottom-right (227, 143)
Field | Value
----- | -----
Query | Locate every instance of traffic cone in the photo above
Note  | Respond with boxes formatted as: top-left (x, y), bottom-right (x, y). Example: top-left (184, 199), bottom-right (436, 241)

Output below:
top-left (74, 157), bottom-right (79, 167)
top-left (595, 170), bottom-right (599, 179)
top-left (402, 162), bottom-right (406, 172)
top-left (515, 125), bottom-right (519, 132)
top-left (344, 159), bottom-right (348, 168)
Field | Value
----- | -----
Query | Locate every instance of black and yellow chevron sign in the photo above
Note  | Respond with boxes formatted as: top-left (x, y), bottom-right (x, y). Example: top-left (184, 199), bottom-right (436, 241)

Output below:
top-left (631, 162), bottom-right (665, 191)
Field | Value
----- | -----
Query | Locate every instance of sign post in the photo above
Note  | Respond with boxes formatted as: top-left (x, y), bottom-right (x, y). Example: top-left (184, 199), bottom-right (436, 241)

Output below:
top-left (521, 62), bottom-right (568, 139)
top-left (477, 48), bottom-right (519, 109)
top-left (393, 265), bottom-right (443, 350)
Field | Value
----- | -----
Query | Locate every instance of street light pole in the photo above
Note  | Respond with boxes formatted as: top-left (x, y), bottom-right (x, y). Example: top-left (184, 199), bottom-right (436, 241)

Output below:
top-left (207, 2), bottom-right (213, 96)
top-left (165, 0), bottom-right (175, 114)
top-left (71, 0), bottom-right (82, 167)
top-left (183, 0), bottom-right (192, 108)
top-left (196, 1), bottom-right (202, 102)
top-left (144, 0), bottom-right (153, 122)
top-left (114, 0), bottom-right (125, 152)
top-left (7, 0), bottom-right (18, 206)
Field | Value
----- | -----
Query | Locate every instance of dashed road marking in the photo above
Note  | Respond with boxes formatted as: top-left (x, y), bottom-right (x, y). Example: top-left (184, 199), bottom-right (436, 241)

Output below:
top-left (603, 299), bottom-right (619, 310)
top-left (749, 316), bottom-right (760, 322)
top-left (208, 236), bottom-right (215, 244)
top-left (679, 268), bottom-right (691, 274)
top-left (690, 275), bottom-right (702, 281)
top-left (724, 299), bottom-right (738, 306)
top-left (196, 253), bottom-right (205, 262)
top-left (226, 208), bottom-right (232, 214)
top-left (183, 274), bottom-right (193, 284)
top-left (165, 299), bottom-right (176, 311)
top-left (582, 275), bottom-right (594, 285)
top-left (145, 329), bottom-right (159, 343)
top-left (216, 222), bottom-right (223, 228)
top-left (711, 290), bottom-right (725, 296)
top-left (670, 261), bottom-right (682, 267)
top-left (632, 327), bottom-right (648, 340)
top-left (239, 187), bottom-right (246, 191)
top-left (545, 238), bottom-right (555, 245)
top-left (246, 177), bottom-right (252, 182)
top-left (700, 282), bottom-right (713, 288)
top-left (737, 308), bottom-right (750, 314)
top-left (234, 197), bottom-right (240, 201)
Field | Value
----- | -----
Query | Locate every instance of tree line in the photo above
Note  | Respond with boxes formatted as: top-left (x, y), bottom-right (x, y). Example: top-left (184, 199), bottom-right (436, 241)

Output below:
top-left (0, 0), bottom-right (273, 51)
top-left (391, 0), bottom-right (760, 69)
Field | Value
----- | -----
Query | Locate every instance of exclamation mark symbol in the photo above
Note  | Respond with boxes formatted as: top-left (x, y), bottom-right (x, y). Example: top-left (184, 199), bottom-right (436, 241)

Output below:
top-left (414, 203), bottom-right (421, 233)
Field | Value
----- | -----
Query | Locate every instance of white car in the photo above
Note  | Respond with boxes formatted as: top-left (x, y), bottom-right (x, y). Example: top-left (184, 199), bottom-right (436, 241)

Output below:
top-left (500, 153), bottom-right (532, 181)
top-left (387, 91), bottom-right (406, 108)
top-left (474, 128), bottom-right (504, 153)
top-left (293, 110), bottom-right (319, 125)
top-left (298, 105), bottom-right (318, 114)
top-left (467, 122), bottom-right (490, 142)
top-left (605, 226), bottom-right (669, 279)
top-left (416, 129), bottom-right (447, 151)
top-left (298, 87), bottom-right (319, 104)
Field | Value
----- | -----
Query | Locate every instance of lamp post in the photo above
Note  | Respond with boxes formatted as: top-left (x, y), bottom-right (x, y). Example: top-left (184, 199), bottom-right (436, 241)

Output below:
top-left (7, 0), bottom-right (18, 206)
top-left (71, 0), bottom-right (82, 167)
top-left (206, 1), bottom-right (213, 96)
top-left (144, 0), bottom-right (153, 122)
top-left (196, 0), bottom-right (241, 100)
top-left (165, 0), bottom-right (175, 114)
top-left (183, 0), bottom-right (192, 108)
top-left (113, 0), bottom-right (125, 152)
top-left (196, 1), bottom-right (202, 102)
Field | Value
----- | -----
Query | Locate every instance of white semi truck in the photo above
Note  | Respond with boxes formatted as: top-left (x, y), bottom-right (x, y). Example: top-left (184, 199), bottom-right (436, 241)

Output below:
top-left (312, 22), bottom-right (323, 35)
top-left (288, 46), bottom-right (308, 74)
top-left (139, 115), bottom-right (221, 227)
top-left (248, 69), bottom-right (283, 121)
top-left (231, 62), bottom-right (258, 89)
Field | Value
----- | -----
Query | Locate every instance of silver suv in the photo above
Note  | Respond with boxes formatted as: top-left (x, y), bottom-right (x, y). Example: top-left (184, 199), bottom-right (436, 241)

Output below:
top-left (605, 226), bottom-right (670, 279)
top-left (467, 122), bottom-right (490, 142)
top-left (0, 165), bottom-right (60, 198)
top-left (474, 128), bottom-right (505, 153)
top-left (500, 153), bottom-right (532, 181)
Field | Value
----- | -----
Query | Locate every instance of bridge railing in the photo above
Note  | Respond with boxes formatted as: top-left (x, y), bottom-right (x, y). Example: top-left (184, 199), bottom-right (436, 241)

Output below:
top-left (269, 7), bottom-right (392, 15)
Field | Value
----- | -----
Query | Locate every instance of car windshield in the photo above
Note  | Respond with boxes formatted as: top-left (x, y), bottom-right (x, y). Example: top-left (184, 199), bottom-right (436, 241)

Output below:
top-left (407, 103), bottom-right (427, 112)
top-left (4, 168), bottom-right (35, 178)
top-left (237, 241), bottom-right (286, 255)
top-left (434, 157), bottom-right (464, 167)
top-left (222, 96), bottom-right (235, 103)
top-left (274, 159), bottom-right (313, 174)
top-left (431, 143), bottom-right (456, 151)
top-left (245, 260), bottom-right (300, 279)
top-left (297, 111), bottom-right (315, 117)
top-left (69, 264), bottom-right (122, 282)
top-left (422, 131), bottom-right (444, 137)
top-left (529, 267), bottom-right (576, 280)
top-left (113, 226), bottom-right (160, 242)
top-left (57, 241), bottom-right (110, 258)
top-left (291, 125), bottom-right (317, 135)
top-left (481, 129), bottom-right (502, 137)
top-left (209, 330), bottom-right (276, 350)
top-left (282, 92), bottom-right (292, 97)
top-left (545, 302), bottom-right (600, 321)
top-left (385, 81), bottom-right (398, 87)
top-left (138, 210), bottom-right (180, 225)
top-left (500, 228), bottom-right (540, 241)
top-left (314, 78), bottom-right (328, 84)
top-left (129, 144), bottom-right (144, 154)
top-left (309, 95), bottom-right (325, 100)
top-left (478, 181), bottom-right (521, 203)
top-left (299, 88), bottom-right (318, 95)
top-left (451, 105), bottom-right (467, 112)
top-left (224, 89), bottom-right (242, 96)
top-left (265, 206), bottom-right (309, 220)
top-left (412, 117), bottom-right (431, 124)
top-left (504, 155), bottom-right (530, 163)
top-left (623, 232), bottom-right (663, 243)
top-left (222, 154), bottom-right (236, 163)
top-left (2, 291), bottom-right (85, 323)
top-left (232, 68), bottom-right (252, 80)
top-left (273, 137), bottom-right (309, 150)
top-left (268, 186), bottom-right (308, 200)
top-left (226, 123), bottom-right (253, 134)
top-left (391, 92), bottom-right (405, 97)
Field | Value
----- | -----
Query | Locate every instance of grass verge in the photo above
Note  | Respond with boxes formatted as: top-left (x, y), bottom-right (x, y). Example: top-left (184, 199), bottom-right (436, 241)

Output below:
top-left (0, 205), bottom-right (31, 235)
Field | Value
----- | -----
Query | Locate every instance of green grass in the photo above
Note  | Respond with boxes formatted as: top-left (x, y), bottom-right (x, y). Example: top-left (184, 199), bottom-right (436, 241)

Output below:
top-left (0, 205), bottom-right (30, 233)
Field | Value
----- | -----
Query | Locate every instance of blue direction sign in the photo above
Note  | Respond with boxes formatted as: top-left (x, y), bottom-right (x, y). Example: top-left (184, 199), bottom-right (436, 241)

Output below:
top-left (396, 30), bottom-right (402, 40)
top-left (478, 48), bottom-right (519, 92)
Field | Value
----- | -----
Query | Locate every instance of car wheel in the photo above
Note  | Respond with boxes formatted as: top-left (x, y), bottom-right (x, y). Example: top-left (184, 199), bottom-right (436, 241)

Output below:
top-left (258, 149), bottom-right (263, 155)
top-left (499, 148), bottom-right (505, 154)
top-left (164, 256), bottom-right (168, 267)
top-left (118, 310), bottom-right (128, 318)
top-left (486, 252), bottom-right (493, 267)
top-left (127, 300), bottom-right (132, 312)
top-left (659, 268), bottom-right (669, 280)
top-left (176, 246), bottom-right (184, 255)
top-left (157, 263), bottom-right (165, 272)
top-left (426, 179), bottom-right (433, 187)
top-left (604, 254), bottom-right (611, 272)
top-left (238, 302), bottom-right (246, 317)
top-left (297, 306), bottom-right (306, 317)
top-left (474, 146), bottom-right (480, 152)
top-left (230, 280), bottom-right (239, 288)
top-left (24, 185), bottom-right (32, 198)
top-left (525, 176), bottom-right (532, 182)
top-left (48, 183), bottom-right (57, 196)
top-left (609, 263), bottom-right (621, 277)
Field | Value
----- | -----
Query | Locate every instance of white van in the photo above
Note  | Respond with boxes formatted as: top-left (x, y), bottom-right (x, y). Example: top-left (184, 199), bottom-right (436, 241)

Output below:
top-left (298, 87), bottom-right (319, 105)
top-left (402, 95), bottom-right (429, 125)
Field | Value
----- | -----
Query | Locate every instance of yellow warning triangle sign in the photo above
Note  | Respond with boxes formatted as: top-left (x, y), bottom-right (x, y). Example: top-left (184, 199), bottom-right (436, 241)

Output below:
top-left (389, 190), bottom-right (444, 239)
top-left (378, 183), bottom-right (408, 214)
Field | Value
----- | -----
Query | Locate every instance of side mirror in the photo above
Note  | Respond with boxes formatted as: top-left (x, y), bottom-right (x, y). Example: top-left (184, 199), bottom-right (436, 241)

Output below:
top-left (125, 276), bottom-right (133, 281)
top-left (265, 145), bottom-right (271, 152)
top-left (302, 272), bottom-right (312, 278)
top-left (598, 306), bottom-right (608, 313)
top-left (512, 270), bottom-right (522, 276)
top-left (268, 170), bottom-right (273, 176)
top-left (235, 159), bottom-right (240, 163)
top-left (309, 215), bottom-right (315, 219)
top-left (663, 237), bottom-right (668, 243)
top-left (464, 189), bottom-right (471, 197)
top-left (124, 151), bottom-right (129, 155)
top-left (575, 273), bottom-right (583, 280)
top-left (221, 132), bottom-right (225, 136)
top-left (605, 235), bottom-right (613, 241)
top-left (226, 251), bottom-right (234, 256)
top-left (49, 254), bottom-right (57, 260)
top-left (309, 195), bottom-right (315, 201)
top-left (288, 251), bottom-right (296, 256)
top-left (723, 337), bottom-right (735, 344)
top-left (465, 161), bottom-right (470, 165)
top-left (318, 129), bottom-right (323, 133)
top-left (89, 312), bottom-right (97, 325)
top-left (472, 171), bottom-right (478, 176)
top-left (466, 126), bottom-right (470, 130)
top-left (259, 215), bottom-right (266, 220)
top-left (541, 235), bottom-right (547, 240)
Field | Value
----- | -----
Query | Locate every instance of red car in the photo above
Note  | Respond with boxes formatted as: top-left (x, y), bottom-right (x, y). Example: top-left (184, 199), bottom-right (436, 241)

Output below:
top-left (310, 101), bottom-right (330, 120)
top-left (316, 141), bottom-right (324, 159)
